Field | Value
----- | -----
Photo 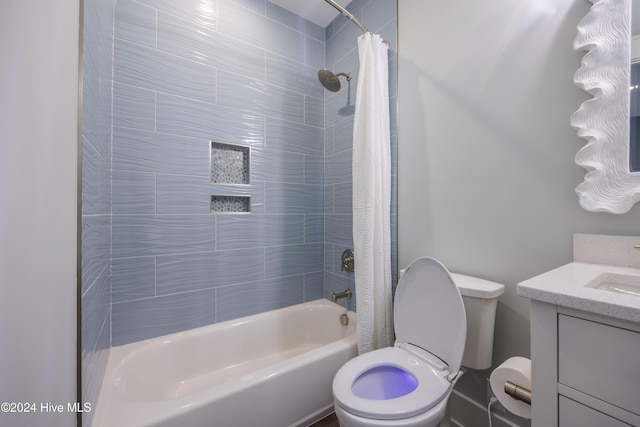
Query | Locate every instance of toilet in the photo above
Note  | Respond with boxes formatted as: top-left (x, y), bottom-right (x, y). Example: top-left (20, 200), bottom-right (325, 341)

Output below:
top-left (332, 257), bottom-right (504, 427)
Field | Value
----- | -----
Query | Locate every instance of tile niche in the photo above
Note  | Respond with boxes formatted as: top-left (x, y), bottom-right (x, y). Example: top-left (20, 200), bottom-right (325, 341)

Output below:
top-left (210, 141), bottom-right (251, 213)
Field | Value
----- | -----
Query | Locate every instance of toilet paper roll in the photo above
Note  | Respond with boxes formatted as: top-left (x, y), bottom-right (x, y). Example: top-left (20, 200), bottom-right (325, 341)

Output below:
top-left (489, 356), bottom-right (531, 419)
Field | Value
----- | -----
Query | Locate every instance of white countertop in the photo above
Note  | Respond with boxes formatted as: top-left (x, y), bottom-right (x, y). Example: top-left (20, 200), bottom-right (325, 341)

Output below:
top-left (517, 262), bottom-right (640, 323)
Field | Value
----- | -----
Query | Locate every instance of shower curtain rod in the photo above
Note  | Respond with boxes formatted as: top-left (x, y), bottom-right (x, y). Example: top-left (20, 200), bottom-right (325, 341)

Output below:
top-left (324, 0), bottom-right (368, 34)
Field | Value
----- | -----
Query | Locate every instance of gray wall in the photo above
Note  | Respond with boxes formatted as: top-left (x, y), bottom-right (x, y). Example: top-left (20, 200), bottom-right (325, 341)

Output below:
top-left (398, 0), bottom-right (640, 413)
top-left (0, 1), bottom-right (78, 426)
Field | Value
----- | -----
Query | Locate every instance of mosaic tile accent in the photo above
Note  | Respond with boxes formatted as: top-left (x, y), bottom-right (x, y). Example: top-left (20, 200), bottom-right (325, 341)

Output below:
top-left (210, 141), bottom-right (250, 185)
top-left (211, 195), bottom-right (251, 213)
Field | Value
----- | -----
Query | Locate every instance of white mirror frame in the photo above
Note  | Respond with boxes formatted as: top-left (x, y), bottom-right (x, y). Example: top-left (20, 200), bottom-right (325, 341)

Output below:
top-left (571, 0), bottom-right (640, 214)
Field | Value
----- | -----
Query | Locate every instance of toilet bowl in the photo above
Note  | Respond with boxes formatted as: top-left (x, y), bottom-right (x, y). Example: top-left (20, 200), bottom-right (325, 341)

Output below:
top-left (332, 257), bottom-right (503, 427)
top-left (332, 345), bottom-right (456, 427)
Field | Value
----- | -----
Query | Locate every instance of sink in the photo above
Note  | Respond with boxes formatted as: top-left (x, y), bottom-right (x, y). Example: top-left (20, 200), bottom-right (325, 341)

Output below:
top-left (585, 272), bottom-right (640, 297)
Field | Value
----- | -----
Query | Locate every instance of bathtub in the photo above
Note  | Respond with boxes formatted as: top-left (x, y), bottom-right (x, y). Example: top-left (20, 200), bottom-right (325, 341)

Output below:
top-left (93, 299), bottom-right (357, 427)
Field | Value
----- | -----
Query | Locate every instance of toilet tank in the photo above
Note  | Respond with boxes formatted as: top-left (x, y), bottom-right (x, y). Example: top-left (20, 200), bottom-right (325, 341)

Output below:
top-left (450, 273), bottom-right (505, 370)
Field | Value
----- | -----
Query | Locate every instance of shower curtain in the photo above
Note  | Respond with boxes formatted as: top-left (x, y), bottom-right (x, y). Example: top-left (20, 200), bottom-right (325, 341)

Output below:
top-left (352, 32), bottom-right (393, 354)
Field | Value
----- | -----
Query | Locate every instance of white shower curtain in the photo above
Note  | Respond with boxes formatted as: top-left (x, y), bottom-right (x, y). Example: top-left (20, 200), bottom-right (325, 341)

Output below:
top-left (352, 32), bottom-right (393, 354)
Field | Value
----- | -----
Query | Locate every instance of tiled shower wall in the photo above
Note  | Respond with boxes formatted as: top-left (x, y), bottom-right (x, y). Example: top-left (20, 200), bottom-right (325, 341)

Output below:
top-left (110, 0), bottom-right (327, 346)
top-left (81, 0), bottom-right (396, 420)
top-left (81, 0), bottom-right (114, 423)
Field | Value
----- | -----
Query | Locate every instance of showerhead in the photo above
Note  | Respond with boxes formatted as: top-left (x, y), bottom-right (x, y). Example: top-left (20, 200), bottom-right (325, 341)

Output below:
top-left (318, 68), bottom-right (352, 92)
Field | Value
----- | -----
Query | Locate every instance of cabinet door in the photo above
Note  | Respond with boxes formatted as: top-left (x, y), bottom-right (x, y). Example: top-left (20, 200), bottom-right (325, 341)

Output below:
top-left (559, 396), bottom-right (630, 427)
top-left (558, 314), bottom-right (640, 416)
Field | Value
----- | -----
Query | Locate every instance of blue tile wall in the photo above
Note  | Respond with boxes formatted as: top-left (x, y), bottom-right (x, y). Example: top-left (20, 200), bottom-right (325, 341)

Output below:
top-left (154, 92), bottom-right (265, 144)
top-left (110, 0), bottom-right (328, 346)
top-left (216, 275), bottom-right (304, 322)
top-left (82, 0), bottom-right (397, 362)
top-left (81, 0), bottom-right (114, 424)
top-left (112, 289), bottom-right (216, 346)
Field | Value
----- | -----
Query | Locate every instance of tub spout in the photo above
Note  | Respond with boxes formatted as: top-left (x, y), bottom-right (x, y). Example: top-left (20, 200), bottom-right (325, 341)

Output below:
top-left (331, 289), bottom-right (352, 303)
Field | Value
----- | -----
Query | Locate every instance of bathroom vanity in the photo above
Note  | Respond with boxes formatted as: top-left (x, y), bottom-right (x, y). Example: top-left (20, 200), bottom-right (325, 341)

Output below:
top-left (518, 235), bottom-right (640, 427)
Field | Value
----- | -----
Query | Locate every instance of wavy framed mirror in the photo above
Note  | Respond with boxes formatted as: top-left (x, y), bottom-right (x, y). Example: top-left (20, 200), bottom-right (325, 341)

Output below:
top-left (571, 0), bottom-right (640, 213)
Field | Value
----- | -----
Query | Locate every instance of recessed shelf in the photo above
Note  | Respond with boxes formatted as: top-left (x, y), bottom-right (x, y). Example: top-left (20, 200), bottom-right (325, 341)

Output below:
top-left (210, 195), bottom-right (251, 214)
top-left (210, 141), bottom-right (250, 185)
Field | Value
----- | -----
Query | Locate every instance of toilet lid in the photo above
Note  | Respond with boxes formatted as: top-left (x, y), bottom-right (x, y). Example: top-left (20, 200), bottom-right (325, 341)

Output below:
top-left (394, 257), bottom-right (466, 375)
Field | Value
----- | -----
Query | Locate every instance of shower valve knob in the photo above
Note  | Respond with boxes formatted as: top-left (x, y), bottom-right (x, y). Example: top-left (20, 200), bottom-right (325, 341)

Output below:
top-left (341, 249), bottom-right (354, 272)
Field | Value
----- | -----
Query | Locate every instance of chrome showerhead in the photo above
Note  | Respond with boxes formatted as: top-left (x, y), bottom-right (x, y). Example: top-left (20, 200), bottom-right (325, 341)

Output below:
top-left (318, 68), bottom-right (352, 92)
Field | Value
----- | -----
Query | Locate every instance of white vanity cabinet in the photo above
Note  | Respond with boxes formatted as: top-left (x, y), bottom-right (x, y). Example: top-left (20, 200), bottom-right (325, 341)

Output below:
top-left (518, 236), bottom-right (640, 427)
top-left (529, 302), bottom-right (640, 427)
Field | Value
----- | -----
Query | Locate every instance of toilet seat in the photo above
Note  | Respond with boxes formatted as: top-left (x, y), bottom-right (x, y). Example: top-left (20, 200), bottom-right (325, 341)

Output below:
top-left (333, 346), bottom-right (451, 420)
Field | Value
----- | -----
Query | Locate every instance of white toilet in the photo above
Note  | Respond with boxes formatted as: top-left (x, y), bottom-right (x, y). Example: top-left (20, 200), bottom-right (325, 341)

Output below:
top-left (332, 257), bottom-right (504, 427)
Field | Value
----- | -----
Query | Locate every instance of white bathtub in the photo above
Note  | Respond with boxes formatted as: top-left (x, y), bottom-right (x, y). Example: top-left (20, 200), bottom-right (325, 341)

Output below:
top-left (93, 299), bottom-right (357, 427)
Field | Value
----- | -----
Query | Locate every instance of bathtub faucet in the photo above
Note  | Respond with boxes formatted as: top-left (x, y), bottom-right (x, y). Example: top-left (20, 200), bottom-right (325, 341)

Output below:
top-left (331, 289), bottom-right (352, 303)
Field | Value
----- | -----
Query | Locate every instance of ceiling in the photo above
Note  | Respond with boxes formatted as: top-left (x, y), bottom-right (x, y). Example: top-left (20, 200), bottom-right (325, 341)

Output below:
top-left (268, 0), bottom-right (353, 28)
